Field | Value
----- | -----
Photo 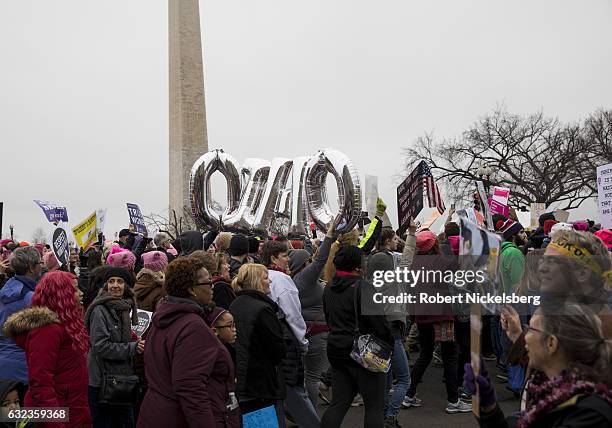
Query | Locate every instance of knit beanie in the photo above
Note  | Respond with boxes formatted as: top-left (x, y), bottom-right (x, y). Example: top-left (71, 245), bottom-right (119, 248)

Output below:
top-left (543, 220), bottom-right (558, 236)
top-left (289, 249), bottom-right (311, 274)
top-left (416, 231), bottom-right (437, 254)
top-left (228, 234), bottom-right (249, 257)
top-left (550, 222), bottom-right (573, 236)
top-left (43, 251), bottom-right (61, 271)
top-left (573, 221), bottom-right (589, 231)
top-left (447, 235), bottom-right (460, 255)
top-left (594, 229), bottom-right (612, 250)
top-left (497, 219), bottom-right (524, 241)
top-left (333, 245), bottom-right (363, 272)
top-left (141, 251), bottom-right (168, 272)
top-left (101, 267), bottom-right (135, 288)
top-left (107, 250), bottom-right (136, 270)
top-left (492, 214), bottom-right (508, 231)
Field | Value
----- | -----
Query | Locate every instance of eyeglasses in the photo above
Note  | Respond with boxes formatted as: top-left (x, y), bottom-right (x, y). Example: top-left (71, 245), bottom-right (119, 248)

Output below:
top-left (195, 280), bottom-right (213, 287)
top-left (216, 322), bottom-right (236, 330)
top-left (523, 324), bottom-right (547, 335)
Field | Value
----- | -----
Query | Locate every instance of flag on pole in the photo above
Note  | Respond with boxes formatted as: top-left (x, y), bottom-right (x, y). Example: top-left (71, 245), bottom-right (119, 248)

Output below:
top-left (418, 161), bottom-right (446, 214)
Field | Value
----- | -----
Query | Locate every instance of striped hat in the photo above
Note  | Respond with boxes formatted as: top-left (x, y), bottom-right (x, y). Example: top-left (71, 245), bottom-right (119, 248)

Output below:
top-left (496, 219), bottom-right (524, 241)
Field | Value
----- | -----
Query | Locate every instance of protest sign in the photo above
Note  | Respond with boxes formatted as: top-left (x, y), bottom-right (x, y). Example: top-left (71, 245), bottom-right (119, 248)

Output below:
top-left (419, 210), bottom-right (442, 231)
top-left (530, 203), bottom-right (547, 229)
top-left (96, 209), bottom-right (107, 235)
top-left (50, 226), bottom-right (70, 267)
top-left (397, 165), bottom-right (424, 235)
top-left (488, 198), bottom-right (509, 217)
top-left (475, 181), bottom-right (493, 230)
top-left (33, 200), bottom-right (69, 223)
top-left (364, 175), bottom-right (378, 218)
top-left (131, 309), bottom-right (153, 338)
top-left (72, 212), bottom-right (97, 249)
top-left (597, 162), bottom-right (612, 229)
top-left (243, 405), bottom-right (279, 428)
top-left (491, 186), bottom-right (510, 205)
top-left (553, 209), bottom-right (570, 224)
top-left (127, 203), bottom-right (148, 235)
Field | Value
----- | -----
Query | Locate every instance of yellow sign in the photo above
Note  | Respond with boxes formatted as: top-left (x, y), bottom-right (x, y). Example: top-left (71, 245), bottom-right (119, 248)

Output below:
top-left (72, 211), bottom-right (98, 249)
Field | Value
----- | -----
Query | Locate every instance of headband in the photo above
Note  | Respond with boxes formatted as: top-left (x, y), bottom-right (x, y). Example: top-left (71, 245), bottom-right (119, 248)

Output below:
top-left (547, 237), bottom-right (612, 281)
top-left (210, 309), bottom-right (228, 327)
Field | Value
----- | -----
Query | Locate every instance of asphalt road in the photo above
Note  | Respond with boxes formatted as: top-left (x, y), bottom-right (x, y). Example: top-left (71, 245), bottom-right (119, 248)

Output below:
top-left (312, 355), bottom-right (519, 428)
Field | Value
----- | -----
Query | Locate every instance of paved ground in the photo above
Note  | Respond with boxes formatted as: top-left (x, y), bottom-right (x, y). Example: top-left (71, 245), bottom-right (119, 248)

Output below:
top-left (312, 354), bottom-right (519, 428)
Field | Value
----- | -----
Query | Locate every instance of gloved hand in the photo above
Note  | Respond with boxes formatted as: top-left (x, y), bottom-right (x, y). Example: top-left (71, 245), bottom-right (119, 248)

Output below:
top-left (463, 356), bottom-right (496, 407)
top-left (375, 197), bottom-right (387, 218)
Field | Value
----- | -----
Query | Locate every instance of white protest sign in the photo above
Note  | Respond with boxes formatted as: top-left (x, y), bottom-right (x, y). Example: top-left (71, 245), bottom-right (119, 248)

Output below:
top-left (597, 162), bottom-right (612, 229)
top-left (96, 209), bottom-right (107, 235)
top-left (530, 203), bottom-right (547, 229)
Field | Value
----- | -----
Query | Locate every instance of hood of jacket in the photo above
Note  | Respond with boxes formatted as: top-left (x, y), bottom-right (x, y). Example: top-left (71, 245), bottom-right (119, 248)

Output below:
top-left (0, 275), bottom-right (37, 304)
top-left (329, 274), bottom-right (360, 293)
top-left (152, 296), bottom-right (205, 329)
top-left (2, 306), bottom-right (59, 341)
top-left (178, 231), bottom-right (203, 257)
top-left (134, 269), bottom-right (165, 296)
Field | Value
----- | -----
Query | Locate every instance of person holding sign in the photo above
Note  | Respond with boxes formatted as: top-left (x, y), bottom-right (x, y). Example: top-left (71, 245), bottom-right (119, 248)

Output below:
top-left (85, 267), bottom-right (142, 428)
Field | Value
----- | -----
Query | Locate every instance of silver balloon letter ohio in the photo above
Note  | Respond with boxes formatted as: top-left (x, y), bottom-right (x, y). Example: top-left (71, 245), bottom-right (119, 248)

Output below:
top-left (223, 158), bottom-right (270, 231)
top-left (190, 149), bottom-right (362, 236)
top-left (189, 149), bottom-right (241, 230)
top-left (305, 149), bottom-right (361, 234)
top-left (251, 158), bottom-right (293, 233)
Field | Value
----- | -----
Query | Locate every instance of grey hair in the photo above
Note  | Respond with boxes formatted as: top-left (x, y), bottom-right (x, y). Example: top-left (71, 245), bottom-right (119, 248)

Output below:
top-left (153, 233), bottom-right (170, 248)
top-left (9, 247), bottom-right (41, 275)
top-left (538, 303), bottom-right (612, 385)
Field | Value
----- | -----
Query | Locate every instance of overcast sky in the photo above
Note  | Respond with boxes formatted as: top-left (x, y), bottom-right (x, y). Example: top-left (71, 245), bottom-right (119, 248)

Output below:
top-left (2, 0), bottom-right (611, 241)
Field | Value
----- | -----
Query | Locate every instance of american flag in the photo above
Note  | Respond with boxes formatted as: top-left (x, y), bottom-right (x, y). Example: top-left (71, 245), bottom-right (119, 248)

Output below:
top-left (418, 161), bottom-right (446, 214)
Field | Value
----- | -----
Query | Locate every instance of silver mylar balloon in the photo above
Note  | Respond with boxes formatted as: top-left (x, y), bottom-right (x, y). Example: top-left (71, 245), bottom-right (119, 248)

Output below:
top-left (189, 149), bottom-right (242, 230)
top-left (289, 156), bottom-right (311, 236)
top-left (252, 158), bottom-right (293, 233)
top-left (223, 158), bottom-right (270, 231)
top-left (305, 149), bottom-right (362, 234)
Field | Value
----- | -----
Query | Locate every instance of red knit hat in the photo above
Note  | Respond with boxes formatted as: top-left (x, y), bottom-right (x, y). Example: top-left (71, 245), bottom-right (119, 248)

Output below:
top-left (416, 231), bottom-right (437, 254)
top-left (543, 219), bottom-right (558, 236)
top-left (496, 219), bottom-right (524, 241)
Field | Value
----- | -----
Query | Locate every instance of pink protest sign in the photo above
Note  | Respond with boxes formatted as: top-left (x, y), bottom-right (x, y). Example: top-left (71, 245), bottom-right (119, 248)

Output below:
top-left (488, 197), bottom-right (509, 217)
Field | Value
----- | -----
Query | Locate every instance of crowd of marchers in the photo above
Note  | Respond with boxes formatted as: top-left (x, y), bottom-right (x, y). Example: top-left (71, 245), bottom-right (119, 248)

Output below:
top-left (0, 199), bottom-right (611, 428)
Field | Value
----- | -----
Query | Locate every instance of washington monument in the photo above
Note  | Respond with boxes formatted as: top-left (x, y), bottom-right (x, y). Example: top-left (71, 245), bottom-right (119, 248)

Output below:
top-left (169, 0), bottom-right (208, 216)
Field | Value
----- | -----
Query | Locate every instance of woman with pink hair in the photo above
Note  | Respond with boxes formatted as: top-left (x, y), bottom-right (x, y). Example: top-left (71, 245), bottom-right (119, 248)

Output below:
top-left (2, 271), bottom-right (91, 427)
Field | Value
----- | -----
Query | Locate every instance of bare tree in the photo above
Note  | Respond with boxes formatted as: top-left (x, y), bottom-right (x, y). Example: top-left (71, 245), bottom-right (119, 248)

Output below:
top-left (581, 109), bottom-right (612, 193)
top-left (31, 227), bottom-right (46, 244)
top-left (403, 108), bottom-right (596, 210)
top-left (144, 206), bottom-right (200, 240)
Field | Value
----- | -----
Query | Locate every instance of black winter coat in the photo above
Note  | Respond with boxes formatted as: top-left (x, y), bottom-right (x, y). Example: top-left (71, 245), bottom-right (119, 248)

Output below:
top-left (323, 274), bottom-right (392, 364)
top-left (229, 290), bottom-right (286, 402)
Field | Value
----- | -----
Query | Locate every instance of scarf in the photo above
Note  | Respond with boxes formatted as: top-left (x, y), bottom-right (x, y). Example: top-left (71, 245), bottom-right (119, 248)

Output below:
top-left (517, 370), bottom-right (612, 428)
top-left (85, 290), bottom-right (138, 342)
top-left (268, 264), bottom-right (288, 274)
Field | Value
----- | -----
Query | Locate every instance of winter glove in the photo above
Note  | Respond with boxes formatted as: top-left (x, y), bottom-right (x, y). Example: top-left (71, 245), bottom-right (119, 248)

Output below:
top-left (463, 356), bottom-right (496, 407)
top-left (375, 197), bottom-right (387, 218)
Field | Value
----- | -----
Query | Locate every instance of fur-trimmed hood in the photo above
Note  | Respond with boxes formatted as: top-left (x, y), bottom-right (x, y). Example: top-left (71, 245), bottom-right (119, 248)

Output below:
top-left (2, 306), bottom-right (60, 340)
top-left (136, 268), bottom-right (165, 284)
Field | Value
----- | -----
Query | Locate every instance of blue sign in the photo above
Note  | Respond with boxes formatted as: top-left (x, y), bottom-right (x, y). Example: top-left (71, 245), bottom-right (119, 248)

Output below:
top-left (34, 200), bottom-right (69, 223)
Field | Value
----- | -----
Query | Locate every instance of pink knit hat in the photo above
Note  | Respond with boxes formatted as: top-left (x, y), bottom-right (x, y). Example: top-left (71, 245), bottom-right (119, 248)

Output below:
top-left (107, 250), bottom-right (136, 270)
top-left (447, 235), bottom-right (460, 255)
top-left (141, 251), bottom-right (168, 272)
top-left (43, 251), bottom-right (61, 271)
top-left (416, 231), bottom-right (438, 254)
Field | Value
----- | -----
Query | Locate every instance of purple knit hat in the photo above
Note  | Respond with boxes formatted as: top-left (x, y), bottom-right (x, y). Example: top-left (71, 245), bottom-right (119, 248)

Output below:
top-left (141, 251), bottom-right (168, 272)
top-left (107, 250), bottom-right (136, 270)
